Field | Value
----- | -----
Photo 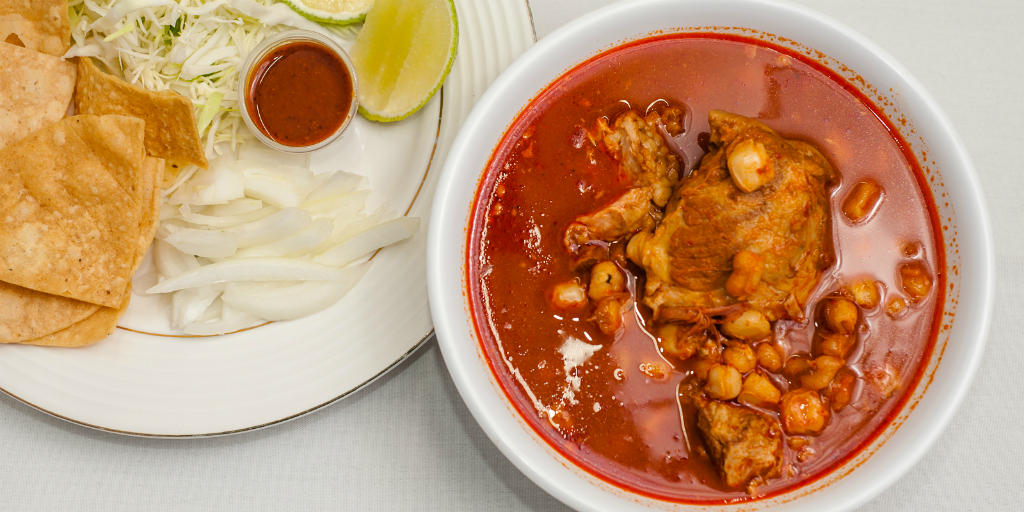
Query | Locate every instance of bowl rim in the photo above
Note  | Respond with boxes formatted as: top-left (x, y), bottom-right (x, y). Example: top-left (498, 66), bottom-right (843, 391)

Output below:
top-left (427, 0), bottom-right (994, 509)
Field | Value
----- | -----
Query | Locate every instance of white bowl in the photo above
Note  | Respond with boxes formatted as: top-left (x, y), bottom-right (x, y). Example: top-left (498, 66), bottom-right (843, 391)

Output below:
top-left (426, 0), bottom-right (993, 510)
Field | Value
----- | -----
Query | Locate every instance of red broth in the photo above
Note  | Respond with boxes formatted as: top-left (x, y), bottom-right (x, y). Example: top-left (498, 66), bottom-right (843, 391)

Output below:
top-left (467, 34), bottom-right (944, 503)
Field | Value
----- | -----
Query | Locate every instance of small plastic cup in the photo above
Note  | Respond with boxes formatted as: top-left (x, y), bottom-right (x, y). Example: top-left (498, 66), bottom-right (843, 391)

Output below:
top-left (237, 30), bottom-right (359, 153)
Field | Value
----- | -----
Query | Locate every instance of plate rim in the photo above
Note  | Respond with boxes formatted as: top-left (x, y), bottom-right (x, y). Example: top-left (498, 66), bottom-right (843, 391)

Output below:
top-left (0, 330), bottom-right (434, 438)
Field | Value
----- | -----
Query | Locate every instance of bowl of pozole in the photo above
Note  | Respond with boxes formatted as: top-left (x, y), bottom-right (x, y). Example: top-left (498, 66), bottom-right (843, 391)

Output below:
top-left (427, 0), bottom-right (992, 509)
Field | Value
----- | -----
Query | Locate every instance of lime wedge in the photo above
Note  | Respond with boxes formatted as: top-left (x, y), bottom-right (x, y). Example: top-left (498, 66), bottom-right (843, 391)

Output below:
top-left (279, 0), bottom-right (374, 25)
top-left (350, 0), bottom-right (458, 122)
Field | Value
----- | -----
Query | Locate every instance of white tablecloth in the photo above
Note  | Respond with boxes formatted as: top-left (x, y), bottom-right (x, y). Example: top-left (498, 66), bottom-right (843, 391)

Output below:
top-left (2, 1), bottom-right (1021, 510)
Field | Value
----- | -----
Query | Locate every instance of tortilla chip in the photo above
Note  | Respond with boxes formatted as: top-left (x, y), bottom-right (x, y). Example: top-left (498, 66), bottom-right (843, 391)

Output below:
top-left (75, 57), bottom-right (209, 170)
top-left (0, 280), bottom-right (99, 342)
top-left (0, 0), bottom-right (69, 57)
top-left (163, 160), bottom-right (185, 189)
top-left (133, 156), bottom-right (163, 273)
top-left (0, 114), bottom-right (146, 308)
top-left (0, 155), bottom-right (161, 344)
top-left (0, 41), bottom-right (75, 150)
top-left (15, 285), bottom-right (131, 348)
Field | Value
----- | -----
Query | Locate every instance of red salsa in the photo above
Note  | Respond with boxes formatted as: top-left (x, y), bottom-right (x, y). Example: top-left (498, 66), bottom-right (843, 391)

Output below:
top-left (467, 34), bottom-right (944, 503)
top-left (245, 41), bottom-right (354, 147)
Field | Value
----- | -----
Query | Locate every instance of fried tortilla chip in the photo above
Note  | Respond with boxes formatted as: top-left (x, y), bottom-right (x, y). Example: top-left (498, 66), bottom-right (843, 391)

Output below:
top-left (0, 114), bottom-right (146, 308)
top-left (16, 285), bottom-right (131, 348)
top-left (76, 57), bottom-right (209, 170)
top-left (0, 0), bottom-right (69, 57)
top-left (163, 160), bottom-right (185, 189)
top-left (0, 281), bottom-right (99, 342)
top-left (0, 41), bottom-right (74, 150)
top-left (0, 155), bottom-right (162, 344)
top-left (134, 156), bottom-right (163, 273)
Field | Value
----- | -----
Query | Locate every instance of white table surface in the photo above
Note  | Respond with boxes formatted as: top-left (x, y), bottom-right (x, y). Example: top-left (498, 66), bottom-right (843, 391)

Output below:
top-left (2, 0), bottom-right (1021, 510)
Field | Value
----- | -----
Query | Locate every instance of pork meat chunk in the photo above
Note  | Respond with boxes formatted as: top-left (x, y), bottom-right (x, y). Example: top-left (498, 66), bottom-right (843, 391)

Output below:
top-left (634, 110), bottom-right (836, 321)
top-left (563, 109), bottom-right (681, 249)
top-left (697, 400), bottom-right (783, 491)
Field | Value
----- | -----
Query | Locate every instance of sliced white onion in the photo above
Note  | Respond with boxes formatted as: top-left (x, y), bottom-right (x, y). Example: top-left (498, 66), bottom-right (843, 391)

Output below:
top-left (146, 258), bottom-right (356, 294)
top-left (303, 189), bottom-right (369, 216)
top-left (305, 173), bottom-right (331, 196)
top-left (179, 203), bottom-right (279, 228)
top-left (152, 239), bottom-right (200, 279)
top-left (221, 264), bottom-right (368, 320)
top-left (234, 218), bottom-right (332, 258)
top-left (229, 207), bottom-right (311, 248)
top-left (168, 155), bottom-right (245, 205)
top-left (132, 269), bottom-right (159, 295)
top-left (195, 256), bottom-right (219, 267)
top-left (235, 161), bottom-right (317, 200)
top-left (157, 218), bottom-right (189, 239)
top-left (334, 206), bottom-right (394, 241)
top-left (172, 290), bottom-right (195, 329)
top-left (151, 141), bottom-right (422, 330)
top-left (164, 228), bottom-right (239, 258)
top-left (195, 297), bottom-right (224, 323)
top-left (303, 170), bottom-right (364, 205)
top-left (313, 207), bottom-right (392, 254)
top-left (183, 304), bottom-right (261, 336)
top-left (171, 285), bottom-right (221, 329)
top-left (209, 198), bottom-right (263, 216)
top-left (312, 206), bottom-right (359, 222)
top-left (160, 202), bottom-right (181, 221)
top-left (313, 217), bottom-right (420, 267)
top-left (157, 289), bottom-right (173, 313)
top-left (243, 172), bottom-right (304, 208)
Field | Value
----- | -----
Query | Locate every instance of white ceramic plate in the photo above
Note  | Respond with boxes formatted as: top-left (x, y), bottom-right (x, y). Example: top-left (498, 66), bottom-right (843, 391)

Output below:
top-left (0, 0), bottom-right (536, 437)
top-left (429, 0), bottom-right (993, 510)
